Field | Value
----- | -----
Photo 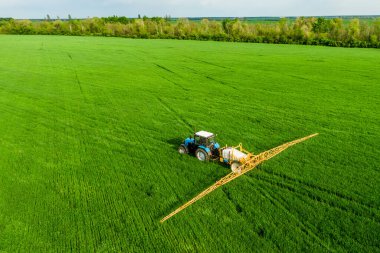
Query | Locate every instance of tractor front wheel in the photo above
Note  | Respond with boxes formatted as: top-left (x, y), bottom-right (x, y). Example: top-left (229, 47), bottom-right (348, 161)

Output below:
top-left (196, 148), bottom-right (209, 162)
top-left (178, 144), bottom-right (188, 154)
top-left (231, 162), bottom-right (242, 173)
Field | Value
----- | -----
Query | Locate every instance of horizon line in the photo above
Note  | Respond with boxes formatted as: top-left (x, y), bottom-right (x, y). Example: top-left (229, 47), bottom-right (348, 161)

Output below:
top-left (3, 14), bottom-right (380, 20)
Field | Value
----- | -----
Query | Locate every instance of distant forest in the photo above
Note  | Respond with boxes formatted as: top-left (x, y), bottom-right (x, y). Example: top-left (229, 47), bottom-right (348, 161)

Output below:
top-left (1, 16), bottom-right (379, 48)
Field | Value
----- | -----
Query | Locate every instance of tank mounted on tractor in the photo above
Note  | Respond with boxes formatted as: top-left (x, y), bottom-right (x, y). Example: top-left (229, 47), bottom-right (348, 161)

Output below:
top-left (178, 130), bottom-right (253, 173)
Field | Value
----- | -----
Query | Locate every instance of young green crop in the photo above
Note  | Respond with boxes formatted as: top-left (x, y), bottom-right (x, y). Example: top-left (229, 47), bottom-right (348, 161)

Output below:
top-left (0, 35), bottom-right (379, 252)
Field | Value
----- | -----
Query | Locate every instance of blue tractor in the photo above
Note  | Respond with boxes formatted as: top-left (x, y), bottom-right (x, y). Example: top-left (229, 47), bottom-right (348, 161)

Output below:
top-left (178, 130), bottom-right (220, 161)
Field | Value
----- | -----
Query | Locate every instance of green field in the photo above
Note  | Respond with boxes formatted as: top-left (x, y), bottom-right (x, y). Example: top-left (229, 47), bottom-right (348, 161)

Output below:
top-left (0, 35), bottom-right (379, 252)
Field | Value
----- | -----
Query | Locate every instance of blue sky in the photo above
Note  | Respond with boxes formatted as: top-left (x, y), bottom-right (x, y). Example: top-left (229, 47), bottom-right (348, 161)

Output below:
top-left (0, 0), bottom-right (379, 19)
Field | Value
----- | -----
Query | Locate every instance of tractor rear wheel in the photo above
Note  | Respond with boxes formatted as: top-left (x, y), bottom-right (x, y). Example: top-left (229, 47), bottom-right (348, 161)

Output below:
top-left (231, 162), bottom-right (242, 173)
top-left (196, 148), bottom-right (209, 162)
top-left (178, 145), bottom-right (188, 154)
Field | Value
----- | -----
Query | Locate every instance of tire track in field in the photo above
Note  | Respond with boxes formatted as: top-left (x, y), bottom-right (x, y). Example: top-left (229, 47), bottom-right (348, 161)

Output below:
top-left (205, 75), bottom-right (238, 90)
top-left (78, 80), bottom-right (152, 242)
top-left (174, 172), bottom-right (281, 247)
top-left (255, 178), bottom-right (365, 251)
top-left (155, 97), bottom-right (193, 131)
top-left (288, 74), bottom-right (311, 81)
top-left (219, 187), bottom-right (274, 247)
top-left (181, 65), bottom-right (238, 90)
top-left (154, 63), bottom-right (176, 74)
top-left (81, 75), bottom-right (186, 227)
top-left (169, 175), bottom-right (263, 245)
top-left (62, 51), bottom-right (124, 248)
top-left (261, 169), bottom-right (378, 212)
top-left (64, 52), bottom-right (85, 99)
top-left (256, 173), bottom-right (380, 224)
top-left (152, 63), bottom-right (191, 92)
top-left (153, 58), bottom-right (237, 92)
top-left (56, 51), bottom-right (95, 250)
top-left (254, 181), bottom-right (334, 252)
top-left (256, 175), bottom-right (380, 249)
top-left (157, 73), bottom-right (190, 92)
top-left (184, 56), bottom-right (230, 70)
top-left (222, 188), bottom-right (244, 214)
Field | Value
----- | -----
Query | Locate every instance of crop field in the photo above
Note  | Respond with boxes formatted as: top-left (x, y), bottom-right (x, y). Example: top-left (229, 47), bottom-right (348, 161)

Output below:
top-left (0, 35), bottom-right (379, 252)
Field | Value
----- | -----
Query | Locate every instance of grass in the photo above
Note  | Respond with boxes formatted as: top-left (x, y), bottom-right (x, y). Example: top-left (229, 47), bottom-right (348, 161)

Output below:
top-left (0, 35), bottom-right (379, 252)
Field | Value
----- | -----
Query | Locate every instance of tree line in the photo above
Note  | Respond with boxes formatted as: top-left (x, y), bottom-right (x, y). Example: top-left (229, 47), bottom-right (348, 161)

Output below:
top-left (0, 16), bottom-right (379, 48)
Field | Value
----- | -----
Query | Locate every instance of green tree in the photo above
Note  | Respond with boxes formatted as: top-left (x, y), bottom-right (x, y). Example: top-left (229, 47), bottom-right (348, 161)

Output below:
top-left (293, 17), bottom-right (312, 42)
top-left (200, 19), bottom-right (209, 37)
top-left (278, 18), bottom-right (289, 42)
top-left (231, 19), bottom-right (244, 39)
top-left (312, 17), bottom-right (331, 33)
top-left (373, 18), bottom-right (380, 38)
top-left (328, 18), bottom-right (344, 42)
top-left (0, 16), bottom-right (378, 48)
top-left (348, 18), bottom-right (360, 41)
top-left (53, 19), bottom-right (65, 34)
top-left (174, 18), bottom-right (191, 38)
top-left (12, 20), bottom-right (34, 34)
top-left (222, 18), bottom-right (231, 34)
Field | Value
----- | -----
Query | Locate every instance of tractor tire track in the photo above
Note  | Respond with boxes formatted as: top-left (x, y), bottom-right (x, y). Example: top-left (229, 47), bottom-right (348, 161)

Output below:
top-left (181, 65), bottom-right (238, 90)
top-left (288, 74), bottom-right (311, 81)
top-left (255, 174), bottom-right (380, 224)
top-left (154, 63), bottom-right (176, 74)
top-left (205, 75), bottom-right (238, 90)
top-left (157, 74), bottom-right (190, 92)
top-left (152, 63), bottom-right (191, 92)
top-left (64, 51), bottom-right (157, 245)
top-left (222, 188), bottom-right (244, 214)
top-left (184, 56), bottom-right (230, 70)
top-left (75, 77), bottom-right (178, 233)
top-left (254, 181), bottom-right (335, 252)
top-left (261, 169), bottom-right (378, 211)
top-left (219, 187), bottom-right (273, 246)
top-left (66, 52), bottom-right (85, 98)
top-left (74, 72), bottom-right (84, 96)
top-left (187, 182), bottom-right (267, 244)
top-left (255, 178), bottom-right (369, 251)
top-left (155, 97), bottom-right (193, 131)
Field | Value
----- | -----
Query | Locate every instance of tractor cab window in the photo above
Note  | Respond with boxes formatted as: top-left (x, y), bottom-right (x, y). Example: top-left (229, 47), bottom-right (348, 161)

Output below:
top-left (207, 137), bottom-right (215, 145)
top-left (195, 136), bottom-right (207, 145)
top-left (195, 135), bottom-right (215, 146)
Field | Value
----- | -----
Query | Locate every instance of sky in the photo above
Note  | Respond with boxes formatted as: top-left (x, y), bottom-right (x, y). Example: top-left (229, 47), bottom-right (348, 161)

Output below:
top-left (0, 0), bottom-right (379, 19)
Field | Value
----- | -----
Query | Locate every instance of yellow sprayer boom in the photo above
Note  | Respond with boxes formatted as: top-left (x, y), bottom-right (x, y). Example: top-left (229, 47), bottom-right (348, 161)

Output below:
top-left (160, 133), bottom-right (318, 223)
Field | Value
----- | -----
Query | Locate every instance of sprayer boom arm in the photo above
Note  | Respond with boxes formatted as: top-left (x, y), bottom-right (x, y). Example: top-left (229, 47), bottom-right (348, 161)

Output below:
top-left (160, 133), bottom-right (318, 223)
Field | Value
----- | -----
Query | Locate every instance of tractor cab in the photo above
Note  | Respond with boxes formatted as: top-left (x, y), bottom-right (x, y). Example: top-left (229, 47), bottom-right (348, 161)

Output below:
top-left (194, 131), bottom-right (215, 147)
top-left (179, 130), bottom-right (220, 161)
